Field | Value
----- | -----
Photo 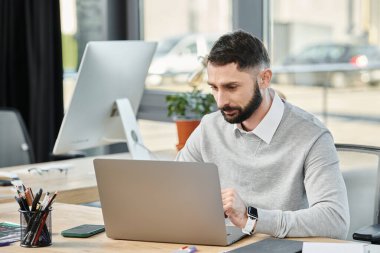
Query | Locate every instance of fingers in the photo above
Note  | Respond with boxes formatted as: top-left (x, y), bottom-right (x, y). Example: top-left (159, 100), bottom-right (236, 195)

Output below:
top-left (221, 188), bottom-right (235, 195)
top-left (223, 197), bottom-right (233, 212)
top-left (221, 188), bottom-right (237, 201)
top-left (221, 189), bottom-right (234, 212)
top-left (221, 188), bottom-right (246, 214)
top-left (221, 188), bottom-right (240, 214)
top-left (221, 188), bottom-right (249, 228)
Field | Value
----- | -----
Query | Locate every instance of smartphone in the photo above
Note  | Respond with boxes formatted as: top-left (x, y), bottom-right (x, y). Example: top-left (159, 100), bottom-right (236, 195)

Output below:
top-left (61, 224), bottom-right (105, 238)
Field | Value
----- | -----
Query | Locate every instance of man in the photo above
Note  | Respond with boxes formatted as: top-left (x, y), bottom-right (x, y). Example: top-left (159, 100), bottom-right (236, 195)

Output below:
top-left (176, 30), bottom-right (349, 239)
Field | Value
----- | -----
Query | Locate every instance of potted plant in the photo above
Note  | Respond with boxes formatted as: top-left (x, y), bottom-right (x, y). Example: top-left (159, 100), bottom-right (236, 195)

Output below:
top-left (166, 87), bottom-right (216, 151)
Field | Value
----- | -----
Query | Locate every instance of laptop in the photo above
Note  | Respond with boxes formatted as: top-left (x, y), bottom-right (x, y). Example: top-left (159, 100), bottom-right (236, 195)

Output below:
top-left (93, 159), bottom-right (247, 246)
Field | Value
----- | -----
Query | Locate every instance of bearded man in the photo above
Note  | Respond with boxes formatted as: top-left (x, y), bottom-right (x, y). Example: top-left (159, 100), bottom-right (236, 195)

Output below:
top-left (176, 30), bottom-right (349, 239)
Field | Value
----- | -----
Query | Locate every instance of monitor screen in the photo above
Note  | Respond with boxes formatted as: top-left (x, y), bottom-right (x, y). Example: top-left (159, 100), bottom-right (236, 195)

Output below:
top-left (53, 41), bottom-right (157, 157)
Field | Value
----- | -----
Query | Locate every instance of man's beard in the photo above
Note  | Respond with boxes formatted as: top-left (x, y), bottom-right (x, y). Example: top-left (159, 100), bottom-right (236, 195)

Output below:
top-left (220, 82), bottom-right (263, 124)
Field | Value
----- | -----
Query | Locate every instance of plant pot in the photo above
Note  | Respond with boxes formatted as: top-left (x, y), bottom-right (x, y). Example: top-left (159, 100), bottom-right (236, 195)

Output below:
top-left (175, 119), bottom-right (200, 151)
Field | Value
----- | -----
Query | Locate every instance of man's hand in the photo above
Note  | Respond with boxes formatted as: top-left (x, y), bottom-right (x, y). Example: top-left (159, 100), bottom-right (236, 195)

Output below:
top-left (221, 188), bottom-right (247, 228)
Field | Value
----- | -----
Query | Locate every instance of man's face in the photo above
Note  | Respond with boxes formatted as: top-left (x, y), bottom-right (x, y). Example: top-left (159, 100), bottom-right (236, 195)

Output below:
top-left (207, 62), bottom-right (262, 124)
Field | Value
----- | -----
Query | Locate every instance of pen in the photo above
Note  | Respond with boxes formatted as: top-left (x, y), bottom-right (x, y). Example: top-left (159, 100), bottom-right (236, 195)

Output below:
top-left (22, 204), bottom-right (42, 244)
top-left (0, 242), bottom-right (11, 247)
top-left (173, 245), bottom-right (198, 253)
top-left (29, 192), bottom-right (57, 246)
top-left (15, 196), bottom-right (32, 228)
top-left (23, 208), bottom-right (44, 245)
top-left (44, 192), bottom-right (57, 210)
top-left (20, 196), bottom-right (30, 212)
top-left (14, 196), bottom-right (24, 210)
top-left (14, 185), bottom-right (57, 247)
top-left (29, 187), bottom-right (34, 199)
top-left (40, 192), bottom-right (50, 209)
top-left (31, 188), bottom-right (42, 211)
top-left (25, 188), bottom-right (33, 206)
top-left (31, 210), bottom-right (49, 246)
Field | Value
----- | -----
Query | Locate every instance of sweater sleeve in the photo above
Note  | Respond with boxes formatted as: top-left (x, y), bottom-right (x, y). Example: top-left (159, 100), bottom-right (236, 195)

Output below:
top-left (175, 124), bottom-right (204, 162)
top-left (254, 132), bottom-right (350, 239)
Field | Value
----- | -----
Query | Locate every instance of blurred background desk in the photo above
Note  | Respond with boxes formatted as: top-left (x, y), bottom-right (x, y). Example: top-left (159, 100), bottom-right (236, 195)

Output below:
top-left (0, 150), bottom-right (176, 204)
top-left (0, 202), bottom-right (342, 253)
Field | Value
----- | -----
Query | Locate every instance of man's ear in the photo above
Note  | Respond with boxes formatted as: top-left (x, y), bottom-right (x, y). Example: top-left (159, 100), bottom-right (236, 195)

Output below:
top-left (260, 69), bottom-right (272, 88)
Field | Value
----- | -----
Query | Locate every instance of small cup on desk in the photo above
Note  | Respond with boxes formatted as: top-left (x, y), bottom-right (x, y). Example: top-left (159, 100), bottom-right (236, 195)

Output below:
top-left (19, 207), bottom-right (52, 247)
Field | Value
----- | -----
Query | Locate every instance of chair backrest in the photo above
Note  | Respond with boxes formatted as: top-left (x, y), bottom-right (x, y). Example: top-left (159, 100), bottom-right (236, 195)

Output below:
top-left (0, 108), bottom-right (34, 168)
top-left (336, 143), bottom-right (380, 240)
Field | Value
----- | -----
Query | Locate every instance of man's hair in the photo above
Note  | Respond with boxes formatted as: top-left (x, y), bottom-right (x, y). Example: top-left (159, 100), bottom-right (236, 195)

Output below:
top-left (208, 30), bottom-right (270, 70)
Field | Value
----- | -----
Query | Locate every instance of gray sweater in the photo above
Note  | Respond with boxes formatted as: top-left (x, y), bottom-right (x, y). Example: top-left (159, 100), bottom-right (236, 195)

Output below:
top-left (176, 100), bottom-right (349, 239)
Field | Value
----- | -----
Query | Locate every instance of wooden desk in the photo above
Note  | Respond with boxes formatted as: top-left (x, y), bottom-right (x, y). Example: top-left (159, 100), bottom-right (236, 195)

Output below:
top-left (0, 202), bottom-right (341, 253)
top-left (0, 151), bottom-right (176, 204)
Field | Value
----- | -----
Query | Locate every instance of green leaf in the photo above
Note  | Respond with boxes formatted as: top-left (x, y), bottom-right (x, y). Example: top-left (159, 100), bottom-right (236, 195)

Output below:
top-left (166, 87), bottom-right (216, 119)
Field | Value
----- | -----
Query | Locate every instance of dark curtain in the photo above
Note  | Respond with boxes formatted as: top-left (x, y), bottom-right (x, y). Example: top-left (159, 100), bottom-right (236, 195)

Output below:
top-left (0, 0), bottom-right (64, 162)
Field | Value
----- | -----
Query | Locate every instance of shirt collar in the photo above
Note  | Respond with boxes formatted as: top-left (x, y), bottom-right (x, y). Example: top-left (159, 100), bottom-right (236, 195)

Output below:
top-left (234, 89), bottom-right (284, 144)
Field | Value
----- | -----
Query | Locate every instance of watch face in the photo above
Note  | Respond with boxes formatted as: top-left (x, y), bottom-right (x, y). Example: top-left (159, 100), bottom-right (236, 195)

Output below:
top-left (248, 206), bottom-right (258, 219)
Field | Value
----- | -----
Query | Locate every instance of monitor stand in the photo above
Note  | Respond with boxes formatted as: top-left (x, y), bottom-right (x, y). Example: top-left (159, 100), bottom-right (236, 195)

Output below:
top-left (109, 98), bottom-right (151, 160)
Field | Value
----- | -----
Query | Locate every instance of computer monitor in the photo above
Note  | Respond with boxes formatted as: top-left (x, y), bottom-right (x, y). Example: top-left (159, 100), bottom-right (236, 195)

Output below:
top-left (53, 41), bottom-right (157, 159)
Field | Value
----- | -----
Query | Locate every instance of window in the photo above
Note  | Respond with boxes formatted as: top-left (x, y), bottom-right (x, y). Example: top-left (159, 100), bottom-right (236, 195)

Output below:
top-left (60, 0), bottom-right (107, 111)
top-left (60, 0), bottom-right (380, 147)
top-left (142, 0), bottom-right (232, 92)
top-left (271, 0), bottom-right (380, 146)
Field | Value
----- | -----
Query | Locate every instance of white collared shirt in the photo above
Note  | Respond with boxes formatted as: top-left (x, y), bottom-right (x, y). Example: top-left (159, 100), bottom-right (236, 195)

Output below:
top-left (234, 89), bottom-right (284, 144)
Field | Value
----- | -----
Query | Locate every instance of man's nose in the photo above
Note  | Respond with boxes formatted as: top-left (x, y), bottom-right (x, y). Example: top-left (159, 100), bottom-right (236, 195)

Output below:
top-left (216, 91), bottom-right (228, 108)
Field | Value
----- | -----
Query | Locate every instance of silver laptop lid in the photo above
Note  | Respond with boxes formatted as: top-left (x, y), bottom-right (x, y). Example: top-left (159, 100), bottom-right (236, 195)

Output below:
top-left (94, 159), bottom-right (230, 246)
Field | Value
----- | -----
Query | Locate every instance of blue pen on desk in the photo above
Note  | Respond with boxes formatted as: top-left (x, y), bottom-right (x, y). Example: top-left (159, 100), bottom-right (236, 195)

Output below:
top-left (0, 242), bottom-right (11, 247)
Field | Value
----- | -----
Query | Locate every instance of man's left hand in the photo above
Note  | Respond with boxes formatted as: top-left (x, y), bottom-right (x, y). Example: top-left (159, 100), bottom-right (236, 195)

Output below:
top-left (221, 188), bottom-right (247, 228)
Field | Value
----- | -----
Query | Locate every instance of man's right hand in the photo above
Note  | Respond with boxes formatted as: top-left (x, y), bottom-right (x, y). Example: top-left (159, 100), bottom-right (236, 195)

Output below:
top-left (221, 188), bottom-right (248, 228)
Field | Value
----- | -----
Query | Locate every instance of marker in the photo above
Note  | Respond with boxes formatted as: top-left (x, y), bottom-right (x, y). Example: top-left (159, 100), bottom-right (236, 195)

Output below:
top-left (173, 245), bottom-right (197, 253)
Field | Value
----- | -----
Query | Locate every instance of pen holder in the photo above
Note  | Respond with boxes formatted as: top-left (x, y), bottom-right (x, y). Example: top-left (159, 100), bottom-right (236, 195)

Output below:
top-left (19, 208), bottom-right (52, 247)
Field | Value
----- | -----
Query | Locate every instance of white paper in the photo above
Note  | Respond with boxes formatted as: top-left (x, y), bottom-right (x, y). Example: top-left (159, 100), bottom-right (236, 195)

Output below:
top-left (303, 242), bottom-right (365, 253)
top-left (366, 244), bottom-right (380, 253)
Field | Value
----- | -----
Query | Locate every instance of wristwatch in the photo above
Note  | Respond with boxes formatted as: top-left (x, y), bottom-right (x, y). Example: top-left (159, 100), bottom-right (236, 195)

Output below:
top-left (242, 206), bottom-right (258, 235)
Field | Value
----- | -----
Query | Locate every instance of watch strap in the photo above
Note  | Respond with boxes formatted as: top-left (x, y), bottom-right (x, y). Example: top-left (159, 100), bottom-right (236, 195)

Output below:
top-left (242, 206), bottom-right (258, 235)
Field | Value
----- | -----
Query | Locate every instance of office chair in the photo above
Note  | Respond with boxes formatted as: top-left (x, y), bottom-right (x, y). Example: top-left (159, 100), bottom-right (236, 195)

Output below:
top-left (335, 143), bottom-right (380, 242)
top-left (0, 108), bottom-right (35, 168)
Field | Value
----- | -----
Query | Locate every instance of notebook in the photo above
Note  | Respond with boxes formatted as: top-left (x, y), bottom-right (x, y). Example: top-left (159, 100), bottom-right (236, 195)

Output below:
top-left (93, 159), bottom-right (247, 246)
top-left (0, 222), bottom-right (21, 245)
top-left (223, 238), bottom-right (303, 253)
